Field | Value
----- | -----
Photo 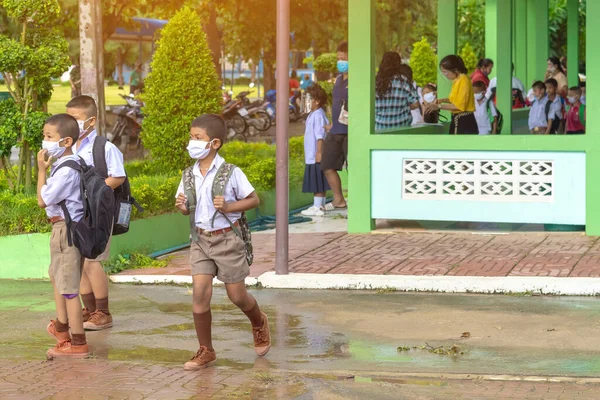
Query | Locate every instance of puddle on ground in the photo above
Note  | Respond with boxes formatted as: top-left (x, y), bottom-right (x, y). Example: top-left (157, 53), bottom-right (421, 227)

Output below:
top-left (106, 345), bottom-right (194, 363)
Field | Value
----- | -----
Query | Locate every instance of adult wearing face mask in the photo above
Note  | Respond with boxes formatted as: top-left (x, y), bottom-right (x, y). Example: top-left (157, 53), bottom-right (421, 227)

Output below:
top-left (471, 59), bottom-right (494, 88)
top-left (545, 57), bottom-right (568, 98)
top-left (322, 41), bottom-right (349, 210)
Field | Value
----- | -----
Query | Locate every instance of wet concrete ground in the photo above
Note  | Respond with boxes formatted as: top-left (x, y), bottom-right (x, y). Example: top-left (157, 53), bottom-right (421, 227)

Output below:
top-left (2, 280), bottom-right (600, 398)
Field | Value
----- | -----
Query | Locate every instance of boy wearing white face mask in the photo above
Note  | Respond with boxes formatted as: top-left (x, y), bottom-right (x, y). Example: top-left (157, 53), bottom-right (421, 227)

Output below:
top-left (174, 114), bottom-right (269, 371)
top-left (37, 114), bottom-right (89, 359)
top-left (66, 95), bottom-right (126, 331)
top-left (473, 81), bottom-right (498, 135)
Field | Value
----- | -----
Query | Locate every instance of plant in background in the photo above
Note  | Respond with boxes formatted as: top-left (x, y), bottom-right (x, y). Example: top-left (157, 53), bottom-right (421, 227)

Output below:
top-left (0, 0), bottom-right (69, 191)
top-left (409, 37), bottom-right (437, 87)
top-left (313, 53), bottom-right (338, 76)
top-left (142, 7), bottom-right (222, 173)
top-left (460, 42), bottom-right (478, 75)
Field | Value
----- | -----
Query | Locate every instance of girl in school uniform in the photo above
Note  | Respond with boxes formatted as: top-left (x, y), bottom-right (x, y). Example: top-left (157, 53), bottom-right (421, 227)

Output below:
top-left (301, 84), bottom-right (331, 217)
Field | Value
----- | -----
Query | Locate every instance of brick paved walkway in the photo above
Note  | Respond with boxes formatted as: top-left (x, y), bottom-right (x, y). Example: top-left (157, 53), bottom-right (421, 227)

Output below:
top-left (117, 232), bottom-right (600, 278)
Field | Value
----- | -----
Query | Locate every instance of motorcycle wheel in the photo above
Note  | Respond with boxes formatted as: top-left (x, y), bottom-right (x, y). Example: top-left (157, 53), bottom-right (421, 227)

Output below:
top-left (289, 108), bottom-right (299, 123)
top-left (230, 133), bottom-right (248, 142)
top-left (111, 121), bottom-right (125, 144)
top-left (229, 114), bottom-right (247, 134)
top-left (252, 111), bottom-right (272, 131)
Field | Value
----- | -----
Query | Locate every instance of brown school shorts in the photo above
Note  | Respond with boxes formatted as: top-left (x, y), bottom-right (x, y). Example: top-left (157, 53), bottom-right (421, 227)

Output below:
top-left (86, 235), bottom-right (112, 262)
top-left (321, 133), bottom-right (348, 171)
top-left (190, 230), bottom-right (250, 284)
top-left (48, 221), bottom-right (84, 294)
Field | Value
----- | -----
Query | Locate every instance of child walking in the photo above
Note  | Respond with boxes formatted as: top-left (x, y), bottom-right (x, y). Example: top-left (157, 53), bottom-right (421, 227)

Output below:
top-left (175, 114), bottom-right (270, 370)
top-left (37, 114), bottom-right (88, 359)
top-left (301, 84), bottom-right (331, 217)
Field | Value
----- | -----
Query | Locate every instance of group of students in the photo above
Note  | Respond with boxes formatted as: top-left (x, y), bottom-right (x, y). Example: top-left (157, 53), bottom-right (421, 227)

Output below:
top-left (37, 97), bottom-right (271, 369)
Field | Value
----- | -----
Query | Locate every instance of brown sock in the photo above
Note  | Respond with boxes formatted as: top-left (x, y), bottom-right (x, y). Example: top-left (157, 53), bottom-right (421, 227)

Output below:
top-left (55, 319), bottom-right (69, 332)
top-left (71, 333), bottom-right (86, 346)
top-left (81, 293), bottom-right (96, 311)
top-left (193, 311), bottom-right (213, 351)
top-left (95, 297), bottom-right (110, 314)
top-left (243, 300), bottom-right (263, 328)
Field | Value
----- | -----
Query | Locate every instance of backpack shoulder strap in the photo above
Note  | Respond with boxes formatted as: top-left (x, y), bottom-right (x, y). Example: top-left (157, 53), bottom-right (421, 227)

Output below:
top-left (580, 104), bottom-right (586, 127)
top-left (210, 163), bottom-right (241, 235)
top-left (51, 160), bottom-right (82, 177)
top-left (182, 165), bottom-right (198, 242)
top-left (52, 159), bottom-right (82, 247)
top-left (93, 135), bottom-right (108, 178)
top-left (545, 99), bottom-right (552, 119)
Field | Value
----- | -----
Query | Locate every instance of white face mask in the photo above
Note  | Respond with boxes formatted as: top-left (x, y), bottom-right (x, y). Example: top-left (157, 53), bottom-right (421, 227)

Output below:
top-left (568, 96), bottom-right (578, 105)
top-left (423, 92), bottom-right (436, 103)
top-left (42, 139), bottom-right (66, 158)
top-left (77, 117), bottom-right (94, 135)
top-left (187, 140), bottom-right (213, 160)
top-left (474, 93), bottom-right (484, 101)
top-left (581, 95), bottom-right (586, 104)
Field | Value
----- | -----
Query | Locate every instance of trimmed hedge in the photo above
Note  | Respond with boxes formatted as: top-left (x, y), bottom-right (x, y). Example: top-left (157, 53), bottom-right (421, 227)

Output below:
top-left (0, 137), bottom-right (306, 236)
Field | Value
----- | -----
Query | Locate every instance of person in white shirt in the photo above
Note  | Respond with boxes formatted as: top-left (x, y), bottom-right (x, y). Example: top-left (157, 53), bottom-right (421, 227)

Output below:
top-left (528, 81), bottom-right (554, 134)
top-left (66, 96), bottom-right (126, 331)
top-left (485, 63), bottom-right (526, 100)
top-left (37, 114), bottom-right (89, 359)
top-left (473, 81), bottom-right (498, 135)
top-left (544, 78), bottom-right (564, 134)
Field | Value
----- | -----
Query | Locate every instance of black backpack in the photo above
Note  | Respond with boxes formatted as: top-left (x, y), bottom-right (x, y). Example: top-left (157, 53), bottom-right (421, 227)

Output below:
top-left (545, 99), bottom-right (561, 134)
top-left (487, 91), bottom-right (504, 134)
top-left (92, 136), bottom-right (143, 235)
top-left (53, 158), bottom-right (115, 259)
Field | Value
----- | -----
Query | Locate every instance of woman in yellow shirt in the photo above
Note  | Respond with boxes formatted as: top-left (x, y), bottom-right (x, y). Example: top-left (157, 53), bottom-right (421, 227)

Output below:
top-left (425, 55), bottom-right (478, 134)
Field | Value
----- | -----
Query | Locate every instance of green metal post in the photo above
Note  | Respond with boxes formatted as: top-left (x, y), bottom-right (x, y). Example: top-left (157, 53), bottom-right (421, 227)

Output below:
top-left (487, 0), bottom-right (512, 134)
top-left (514, 0), bottom-right (528, 85)
top-left (526, 0), bottom-right (549, 86)
top-left (437, 0), bottom-right (457, 99)
top-left (586, 0), bottom-right (600, 235)
top-left (567, 0), bottom-right (579, 86)
top-left (347, 0), bottom-right (375, 233)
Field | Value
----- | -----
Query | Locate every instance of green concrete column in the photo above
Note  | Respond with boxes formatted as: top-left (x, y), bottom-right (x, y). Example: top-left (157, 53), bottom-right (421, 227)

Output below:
top-left (567, 0), bottom-right (579, 86)
top-left (437, 0), bottom-right (457, 99)
top-left (586, 0), bottom-right (600, 235)
top-left (526, 0), bottom-right (549, 86)
top-left (514, 0), bottom-right (528, 85)
top-left (347, 0), bottom-right (375, 233)
top-left (486, 0), bottom-right (513, 134)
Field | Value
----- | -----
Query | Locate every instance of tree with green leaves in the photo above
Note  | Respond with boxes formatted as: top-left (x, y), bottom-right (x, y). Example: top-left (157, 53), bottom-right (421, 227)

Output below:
top-left (141, 7), bottom-right (222, 172)
top-left (460, 42), bottom-right (478, 74)
top-left (410, 37), bottom-right (437, 87)
top-left (0, 0), bottom-right (70, 191)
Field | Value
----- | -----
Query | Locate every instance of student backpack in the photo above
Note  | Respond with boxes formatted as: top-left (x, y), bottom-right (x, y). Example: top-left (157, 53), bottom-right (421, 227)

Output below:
top-left (52, 158), bottom-right (115, 259)
top-left (579, 104), bottom-right (586, 127)
top-left (486, 92), bottom-right (504, 134)
top-left (92, 136), bottom-right (143, 235)
top-left (545, 100), bottom-right (561, 134)
top-left (182, 162), bottom-right (254, 266)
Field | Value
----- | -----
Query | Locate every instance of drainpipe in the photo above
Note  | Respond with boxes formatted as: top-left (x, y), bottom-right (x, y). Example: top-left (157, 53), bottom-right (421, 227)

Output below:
top-left (275, 0), bottom-right (290, 275)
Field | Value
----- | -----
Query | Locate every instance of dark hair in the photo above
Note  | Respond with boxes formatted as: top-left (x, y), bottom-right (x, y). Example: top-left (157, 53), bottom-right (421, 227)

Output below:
top-left (66, 95), bottom-right (97, 119)
top-left (548, 56), bottom-right (565, 74)
top-left (545, 78), bottom-right (558, 89)
top-left (532, 81), bottom-right (546, 91)
top-left (569, 86), bottom-right (582, 95)
top-left (376, 52), bottom-right (402, 98)
top-left (399, 64), bottom-right (413, 83)
top-left (191, 114), bottom-right (227, 150)
top-left (580, 81), bottom-right (586, 88)
top-left (423, 84), bottom-right (437, 92)
top-left (304, 74), bottom-right (310, 80)
top-left (45, 114), bottom-right (80, 142)
top-left (291, 70), bottom-right (298, 79)
top-left (307, 83), bottom-right (328, 109)
top-left (440, 55), bottom-right (468, 75)
top-left (472, 81), bottom-right (486, 91)
top-left (337, 41), bottom-right (348, 53)
top-left (477, 58), bottom-right (494, 69)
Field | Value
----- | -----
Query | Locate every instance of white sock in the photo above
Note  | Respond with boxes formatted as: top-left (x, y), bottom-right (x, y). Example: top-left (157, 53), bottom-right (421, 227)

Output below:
top-left (314, 197), bottom-right (321, 208)
top-left (320, 197), bottom-right (327, 207)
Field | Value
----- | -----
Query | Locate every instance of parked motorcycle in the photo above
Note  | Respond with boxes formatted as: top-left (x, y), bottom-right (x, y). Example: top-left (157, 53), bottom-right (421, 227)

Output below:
top-left (111, 94), bottom-right (143, 150)
top-left (236, 91), bottom-right (272, 132)
top-left (264, 89), bottom-right (302, 123)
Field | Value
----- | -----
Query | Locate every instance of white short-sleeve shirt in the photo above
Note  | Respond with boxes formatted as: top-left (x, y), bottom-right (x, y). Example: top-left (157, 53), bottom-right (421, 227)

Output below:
top-left (176, 154), bottom-right (255, 231)
top-left (74, 130), bottom-right (126, 177)
top-left (304, 108), bottom-right (329, 164)
top-left (529, 95), bottom-right (552, 130)
top-left (41, 155), bottom-right (84, 222)
top-left (474, 96), bottom-right (497, 135)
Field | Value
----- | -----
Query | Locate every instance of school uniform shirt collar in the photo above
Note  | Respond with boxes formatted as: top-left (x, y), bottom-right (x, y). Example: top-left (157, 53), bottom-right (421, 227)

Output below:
top-left (74, 129), bottom-right (97, 155)
top-left (193, 153), bottom-right (224, 178)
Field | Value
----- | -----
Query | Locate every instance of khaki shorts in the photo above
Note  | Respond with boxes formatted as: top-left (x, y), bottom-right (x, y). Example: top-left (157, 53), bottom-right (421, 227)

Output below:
top-left (190, 230), bottom-right (249, 284)
top-left (48, 222), bottom-right (84, 294)
top-left (86, 235), bottom-right (112, 262)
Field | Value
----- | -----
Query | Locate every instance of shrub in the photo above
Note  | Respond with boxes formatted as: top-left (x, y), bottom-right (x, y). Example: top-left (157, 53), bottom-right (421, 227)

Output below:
top-left (141, 7), bottom-right (222, 173)
top-left (460, 42), bottom-right (478, 75)
top-left (313, 53), bottom-right (338, 75)
top-left (410, 37), bottom-right (438, 87)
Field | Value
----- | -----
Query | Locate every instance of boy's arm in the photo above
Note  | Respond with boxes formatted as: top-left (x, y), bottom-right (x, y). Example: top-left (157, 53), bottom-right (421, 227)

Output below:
top-left (174, 179), bottom-right (190, 215)
top-left (215, 191), bottom-right (259, 213)
top-left (36, 150), bottom-right (53, 208)
top-left (104, 143), bottom-right (127, 189)
top-left (492, 117), bottom-right (498, 134)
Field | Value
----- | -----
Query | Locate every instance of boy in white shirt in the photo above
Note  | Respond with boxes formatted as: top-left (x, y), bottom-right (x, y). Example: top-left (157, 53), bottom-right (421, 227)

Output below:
top-left (66, 96), bottom-right (126, 330)
top-left (473, 81), bottom-right (498, 135)
top-left (529, 81), bottom-right (553, 134)
top-left (37, 114), bottom-right (89, 359)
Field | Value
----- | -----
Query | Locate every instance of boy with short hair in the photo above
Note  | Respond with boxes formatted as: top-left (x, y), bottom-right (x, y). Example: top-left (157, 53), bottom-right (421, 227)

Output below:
top-left (566, 86), bottom-right (586, 134)
top-left (529, 81), bottom-right (553, 135)
top-left (544, 78), bottom-right (563, 134)
top-left (473, 81), bottom-right (498, 135)
top-left (66, 96), bottom-right (126, 330)
top-left (37, 114), bottom-right (89, 359)
top-left (175, 114), bottom-right (270, 370)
